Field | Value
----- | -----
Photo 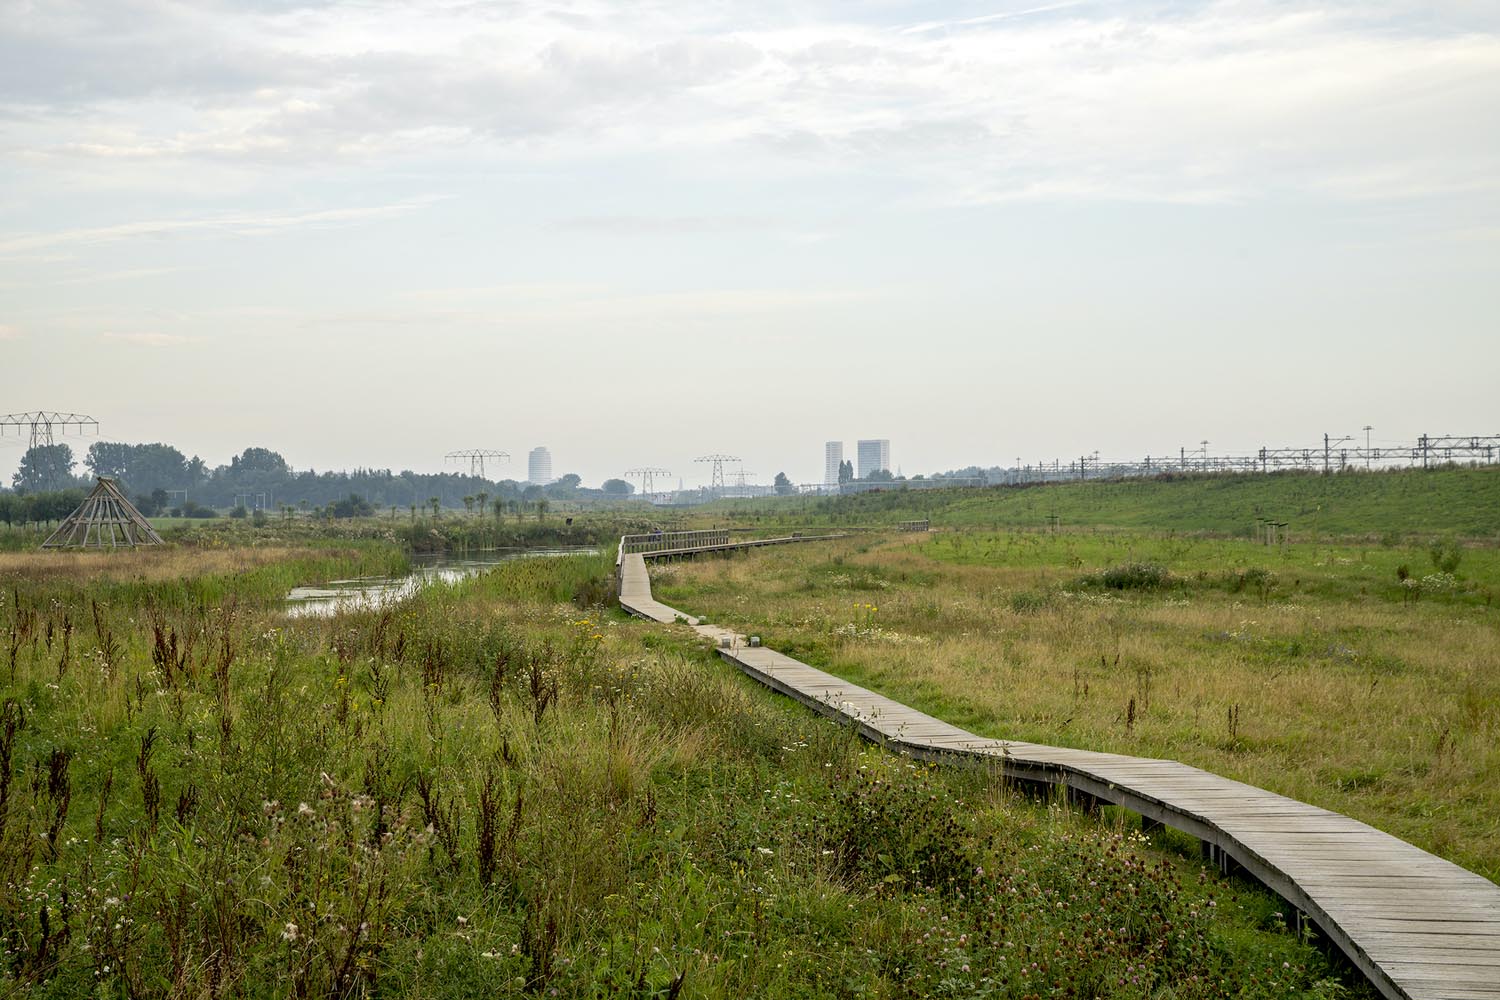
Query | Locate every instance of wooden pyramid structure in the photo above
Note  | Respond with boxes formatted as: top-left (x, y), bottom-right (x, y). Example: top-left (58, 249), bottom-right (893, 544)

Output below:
top-left (42, 477), bottom-right (164, 549)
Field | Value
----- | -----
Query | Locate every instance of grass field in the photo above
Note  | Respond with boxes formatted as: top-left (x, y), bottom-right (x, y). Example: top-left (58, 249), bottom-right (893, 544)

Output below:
top-left (655, 529), bottom-right (1500, 885)
top-left (0, 543), bottom-right (1361, 998)
top-left (706, 466), bottom-right (1500, 540)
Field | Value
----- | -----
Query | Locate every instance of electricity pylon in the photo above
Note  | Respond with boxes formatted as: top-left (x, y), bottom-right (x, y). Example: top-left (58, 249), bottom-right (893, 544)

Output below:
top-left (0, 411), bottom-right (98, 450)
top-left (694, 454), bottom-right (739, 492)
top-left (625, 467), bottom-right (671, 496)
top-left (445, 449), bottom-right (509, 478)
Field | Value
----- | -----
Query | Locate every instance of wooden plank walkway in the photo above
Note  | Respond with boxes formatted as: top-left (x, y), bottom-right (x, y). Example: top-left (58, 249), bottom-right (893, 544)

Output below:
top-left (617, 545), bottom-right (1500, 1000)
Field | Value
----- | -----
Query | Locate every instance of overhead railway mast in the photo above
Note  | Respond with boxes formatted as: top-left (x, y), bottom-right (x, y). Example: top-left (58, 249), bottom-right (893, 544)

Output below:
top-left (444, 449), bottom-right (510, 479)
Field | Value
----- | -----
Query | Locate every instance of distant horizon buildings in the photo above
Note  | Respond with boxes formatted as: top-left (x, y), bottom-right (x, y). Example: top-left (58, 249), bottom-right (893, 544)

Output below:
top-left (527, 446), bottom-right (553, 485)
top-left (857, 439), bottom-right (891, 479)
top-left (824, 441), bottom-right (843, 486)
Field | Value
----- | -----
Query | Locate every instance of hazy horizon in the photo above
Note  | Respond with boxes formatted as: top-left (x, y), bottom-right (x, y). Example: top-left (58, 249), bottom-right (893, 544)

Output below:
top-left (3, 0), bottom-right (1497, 488)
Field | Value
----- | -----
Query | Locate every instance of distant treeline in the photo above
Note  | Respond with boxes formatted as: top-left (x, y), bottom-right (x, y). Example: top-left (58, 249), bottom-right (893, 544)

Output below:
top-left (0, 488), bottom-right (87, 527)
top-left (5, 442), bottom-right (638, 510)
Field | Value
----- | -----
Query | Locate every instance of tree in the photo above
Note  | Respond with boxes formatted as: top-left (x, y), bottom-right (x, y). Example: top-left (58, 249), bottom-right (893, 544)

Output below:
top-left (229, 447), bottom-right (290, 478)
top-left (329, 494), bottom-right (374, 518)
top-left (536, 498), bottom-right (549, 522)
top-left (837, 459), bottom-right (854, 485)
top-left (13, 444), bottom-right (76, 493)
top-left (428, 497), bottom-right (441, 519)
top-left (866, 468), bottom-right (895, 483)
top-left (475, 491), bottom-right (489, 517)
top-left (601, 478), bottom-right (634, 496)
top-left (546, 473), bottom-right (582, 500)
top-left (774, 471), bottom-right (794, 496)
top-left (463, 495), bottom-right (476, 516)
top-left (85, 442), bottom-right (188, 493)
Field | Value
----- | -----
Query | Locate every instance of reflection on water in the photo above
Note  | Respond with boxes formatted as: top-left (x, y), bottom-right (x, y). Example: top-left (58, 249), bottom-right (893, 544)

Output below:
top-left (285, 547), bottom-right (597, 617)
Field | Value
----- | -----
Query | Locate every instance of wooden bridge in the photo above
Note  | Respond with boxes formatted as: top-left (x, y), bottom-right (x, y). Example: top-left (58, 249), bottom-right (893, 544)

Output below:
top-left (616, 536), bottom-right (1500, 1000)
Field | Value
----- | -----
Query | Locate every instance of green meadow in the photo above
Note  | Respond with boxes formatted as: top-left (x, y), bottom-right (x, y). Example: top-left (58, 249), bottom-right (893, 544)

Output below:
top-left (0, 533), bottom-right (1360, 997)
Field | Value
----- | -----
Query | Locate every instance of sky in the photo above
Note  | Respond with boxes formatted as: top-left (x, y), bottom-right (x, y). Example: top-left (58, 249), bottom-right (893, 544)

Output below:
top-left (1, 0), bottom-right (1497, 487)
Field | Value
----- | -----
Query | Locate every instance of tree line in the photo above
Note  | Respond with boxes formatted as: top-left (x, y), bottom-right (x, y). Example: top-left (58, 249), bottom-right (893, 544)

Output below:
top-left (4, 441), bottom-right (638, 512)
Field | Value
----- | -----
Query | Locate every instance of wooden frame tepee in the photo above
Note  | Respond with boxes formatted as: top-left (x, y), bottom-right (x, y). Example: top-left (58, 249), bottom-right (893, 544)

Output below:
top-left (42, 477), bottom-right (164, 549)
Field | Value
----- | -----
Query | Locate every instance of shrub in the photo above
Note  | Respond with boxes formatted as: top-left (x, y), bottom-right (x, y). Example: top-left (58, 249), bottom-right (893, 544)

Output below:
top-left (1081, 563), bottom-right (1170, 591)
top-left (1225, 567), bottom-right (1275, 595)
top-left (1429, 538), bottom-right (1464, 574)
top-left (825, 760), bottom-right (981, 896)
top-left (1009, 589), bottom-right (1052, 613)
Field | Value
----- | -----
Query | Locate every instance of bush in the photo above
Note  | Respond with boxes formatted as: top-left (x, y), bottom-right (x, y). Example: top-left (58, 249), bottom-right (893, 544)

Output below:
top-left (1429, 538), bottom-right (1463, 574)
top-left (825, 760), bottom-right (981, 896)
top-left (1081, 562), bottom-right (1170, 591)
top-left (1226, 567), bottom-right (1275, 595)
top-left (1009, 589), bottom-right (1052, 613)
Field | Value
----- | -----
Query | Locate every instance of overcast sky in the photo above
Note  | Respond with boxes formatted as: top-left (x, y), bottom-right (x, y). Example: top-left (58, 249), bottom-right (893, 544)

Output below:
top-left (2, 0), bottom-right (1496, 486)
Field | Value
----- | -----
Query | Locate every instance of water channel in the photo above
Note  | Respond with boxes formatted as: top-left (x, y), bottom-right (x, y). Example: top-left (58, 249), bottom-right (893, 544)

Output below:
top-left (284, 547), bottom-right (597, 617)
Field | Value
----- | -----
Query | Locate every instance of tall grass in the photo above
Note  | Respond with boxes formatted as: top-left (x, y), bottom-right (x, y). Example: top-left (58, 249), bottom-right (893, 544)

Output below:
top-left (0, 546), bottom-right (1358, 998)
top-left (658, 531), bottom-right (1500, 883)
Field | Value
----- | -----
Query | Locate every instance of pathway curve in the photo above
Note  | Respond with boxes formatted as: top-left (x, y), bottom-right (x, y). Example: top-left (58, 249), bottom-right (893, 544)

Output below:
top-left (617, 543), bottom-right (1500, 1000)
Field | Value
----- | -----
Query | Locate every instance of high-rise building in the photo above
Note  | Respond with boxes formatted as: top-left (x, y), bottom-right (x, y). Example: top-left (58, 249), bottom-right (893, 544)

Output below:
top-left (857, 439), bottom-right (891, 479)
top-left (527, 447), bottom-right (553, 485)
top-left (824, 441), bottom-right (843, 486)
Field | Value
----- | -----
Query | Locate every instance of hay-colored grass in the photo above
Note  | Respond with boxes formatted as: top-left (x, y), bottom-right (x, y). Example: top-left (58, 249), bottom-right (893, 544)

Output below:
top-left (656, 531), bottom-right (1500, 882)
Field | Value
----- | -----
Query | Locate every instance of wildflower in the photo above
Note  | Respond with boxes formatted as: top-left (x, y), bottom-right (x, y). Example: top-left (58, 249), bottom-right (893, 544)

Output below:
top-left (297, 802), bottom-right (315, 817)
top-left (282, 922), bottom-right (300, 942)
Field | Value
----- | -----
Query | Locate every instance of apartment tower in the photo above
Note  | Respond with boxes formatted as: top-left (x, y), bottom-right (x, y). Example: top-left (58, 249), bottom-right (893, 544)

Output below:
top-left (527, 447), bottom-right (553, 485)
top-left (856, 439), bottom-right (891, 479)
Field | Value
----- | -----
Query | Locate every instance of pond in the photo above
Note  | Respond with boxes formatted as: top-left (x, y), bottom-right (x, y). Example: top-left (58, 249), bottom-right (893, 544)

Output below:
top-left (284, 547), bottom-right (598, 617)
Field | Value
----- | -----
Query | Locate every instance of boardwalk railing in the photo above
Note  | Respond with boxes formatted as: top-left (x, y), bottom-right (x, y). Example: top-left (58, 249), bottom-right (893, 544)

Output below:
top-left (615, 545), bottom-right (1500, 1000)
top-left (620, 529), bottom-right (731, 555)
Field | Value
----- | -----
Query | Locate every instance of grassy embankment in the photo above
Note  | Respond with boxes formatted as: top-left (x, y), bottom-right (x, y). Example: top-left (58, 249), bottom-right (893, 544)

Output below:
top-left (0, 544), bottom-right (1359, 998)
top-left (706, 466), bottom-right (1500, 540)
top-left (654, 530), bottom-right (1500, 884)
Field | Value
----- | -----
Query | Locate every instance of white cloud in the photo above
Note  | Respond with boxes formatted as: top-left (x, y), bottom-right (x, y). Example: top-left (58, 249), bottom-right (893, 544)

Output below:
top-left (0, 323), bottom-right (21, 340)
top-left (101, 332), bottom-right (196, 347)
top-left (1, 1), bottom-right (1495, 204)
top-left (0, 199), bottom-right (441, 255)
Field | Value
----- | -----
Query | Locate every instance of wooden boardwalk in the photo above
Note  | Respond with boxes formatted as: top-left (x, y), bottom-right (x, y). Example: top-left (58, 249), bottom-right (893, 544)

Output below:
top-left (617, 545), bottom-right (1500, 1000)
